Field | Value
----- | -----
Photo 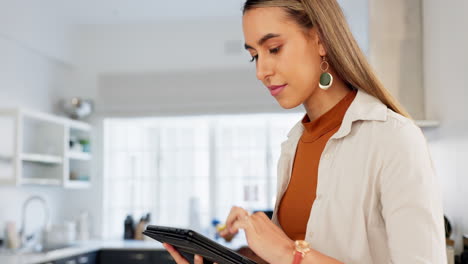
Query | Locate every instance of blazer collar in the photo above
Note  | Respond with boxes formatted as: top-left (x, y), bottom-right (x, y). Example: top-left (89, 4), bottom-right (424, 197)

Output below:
top-left (286, 89), bottom-right (388, 140)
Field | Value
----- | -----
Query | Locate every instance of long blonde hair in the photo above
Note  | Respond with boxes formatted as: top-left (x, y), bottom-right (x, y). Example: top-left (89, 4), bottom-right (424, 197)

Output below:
top-left (243, 0), bottom-right (411, 118)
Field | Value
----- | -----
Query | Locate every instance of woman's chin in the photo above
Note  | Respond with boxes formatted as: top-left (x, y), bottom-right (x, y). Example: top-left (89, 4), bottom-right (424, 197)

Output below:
top-left (276, 98), bottom-right (301, 109)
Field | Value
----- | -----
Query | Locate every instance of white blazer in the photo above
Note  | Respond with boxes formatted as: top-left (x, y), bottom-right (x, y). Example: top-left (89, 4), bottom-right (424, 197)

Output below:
top-left (271, 89), bottom-right (446, 263)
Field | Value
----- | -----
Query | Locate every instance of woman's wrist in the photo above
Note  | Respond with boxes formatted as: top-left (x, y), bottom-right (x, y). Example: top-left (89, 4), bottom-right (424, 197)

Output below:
top-left (274, 239), bottom-right (344, 264)
top-left (276, 240), bottom-right (295, 264)
top-left (278, 241), bottom-right (320, 264)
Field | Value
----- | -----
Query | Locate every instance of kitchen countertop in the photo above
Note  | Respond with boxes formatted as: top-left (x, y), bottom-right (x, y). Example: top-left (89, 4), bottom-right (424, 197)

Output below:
top-left (0, 237), bottom-right (248, 264)
top-left (0, 240), bottom-right (164, 264)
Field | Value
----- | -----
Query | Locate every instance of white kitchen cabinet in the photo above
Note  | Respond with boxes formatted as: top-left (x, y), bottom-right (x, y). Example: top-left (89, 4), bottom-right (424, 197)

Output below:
top-left (0, 108), bottom-right (92, 188)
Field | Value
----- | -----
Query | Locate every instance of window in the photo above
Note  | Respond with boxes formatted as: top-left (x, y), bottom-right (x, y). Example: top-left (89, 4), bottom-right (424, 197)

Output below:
top-left (103, 113), bottom-right (302, 239)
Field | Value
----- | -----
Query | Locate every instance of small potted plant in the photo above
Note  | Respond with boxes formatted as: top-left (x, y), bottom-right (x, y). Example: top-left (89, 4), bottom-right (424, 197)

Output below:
top-left (79, 139), bottom-right (91, 153)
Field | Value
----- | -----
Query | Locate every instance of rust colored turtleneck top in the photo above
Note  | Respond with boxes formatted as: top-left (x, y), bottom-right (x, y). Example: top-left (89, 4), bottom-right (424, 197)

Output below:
top-left (277, 90), bottom-right (357, 240)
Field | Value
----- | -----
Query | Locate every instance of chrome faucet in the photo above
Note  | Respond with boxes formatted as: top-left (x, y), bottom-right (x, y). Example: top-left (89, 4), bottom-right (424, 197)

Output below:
top-left (19, 195), bottom-right (50, 251)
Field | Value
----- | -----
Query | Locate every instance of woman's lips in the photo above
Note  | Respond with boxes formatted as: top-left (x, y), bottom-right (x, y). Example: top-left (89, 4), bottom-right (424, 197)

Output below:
top-left (267, 84), bottom-right (287, 96)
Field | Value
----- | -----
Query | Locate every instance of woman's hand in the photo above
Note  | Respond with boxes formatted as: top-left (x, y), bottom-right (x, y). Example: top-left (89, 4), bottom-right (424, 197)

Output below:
top-left (218, 206), bottom-right (249, 240)
top-left (163, 243), bottom-right (218, 264)
top-left (218, 224), bottom-right (237, 242)
top-left (218, 207), bottom-right (245, 241)
top-left (224, 206), bottom-right (295, 264)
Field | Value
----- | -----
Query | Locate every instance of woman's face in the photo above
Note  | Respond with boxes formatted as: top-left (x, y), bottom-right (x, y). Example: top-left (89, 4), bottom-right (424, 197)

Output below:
top-left (243, 7), bottom-right (325, 109)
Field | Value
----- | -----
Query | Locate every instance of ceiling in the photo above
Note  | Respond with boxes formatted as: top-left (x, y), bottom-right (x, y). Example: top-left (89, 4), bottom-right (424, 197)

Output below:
top-left (2, 0), bottom-right (359, 27)
top-left (42, 0), bottom-right (246, 24)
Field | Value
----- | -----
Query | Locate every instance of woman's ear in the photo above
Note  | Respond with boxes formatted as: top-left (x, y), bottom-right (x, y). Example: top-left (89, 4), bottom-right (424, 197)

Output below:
top-left (318, 42), bottom-right (327, 57)
top-left (307, 27), bottom-right (327, 57)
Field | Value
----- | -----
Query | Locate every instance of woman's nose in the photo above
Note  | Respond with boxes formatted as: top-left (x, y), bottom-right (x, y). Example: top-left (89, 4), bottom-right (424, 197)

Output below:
top-left (255, 57), bottom-right (273, 81)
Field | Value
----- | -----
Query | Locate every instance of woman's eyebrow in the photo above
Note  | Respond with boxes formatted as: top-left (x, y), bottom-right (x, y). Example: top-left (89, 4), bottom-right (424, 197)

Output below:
top-left (244, 33), bottom-right (281, 50)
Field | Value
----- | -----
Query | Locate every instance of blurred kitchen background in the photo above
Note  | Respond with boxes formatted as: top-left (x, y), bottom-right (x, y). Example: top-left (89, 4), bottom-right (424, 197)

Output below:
top-left (0, 0), bottom-right (467, 263)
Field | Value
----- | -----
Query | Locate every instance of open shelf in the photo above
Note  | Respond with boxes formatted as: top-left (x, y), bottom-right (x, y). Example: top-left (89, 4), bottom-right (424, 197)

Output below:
top-left (0, 108), bottom-right (92, 187)
top-left (64, 180), bottom-right (91, 189)
top-left (67, 151), bottom-right (92, 161)
top-left (21, 153), bottom-right (63, 164)
top-left (66, 122), bottom-right (92, 188)
top-left (20, 178), bottom-right (61, 186)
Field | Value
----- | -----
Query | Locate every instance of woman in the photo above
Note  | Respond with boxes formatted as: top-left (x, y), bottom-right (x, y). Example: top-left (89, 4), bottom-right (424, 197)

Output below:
top-left (164, 0), bottom-right (446, 263)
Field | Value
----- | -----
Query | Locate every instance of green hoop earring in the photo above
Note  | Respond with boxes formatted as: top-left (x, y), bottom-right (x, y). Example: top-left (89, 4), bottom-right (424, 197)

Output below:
top-left (319, 57), bottom-right (333, 90)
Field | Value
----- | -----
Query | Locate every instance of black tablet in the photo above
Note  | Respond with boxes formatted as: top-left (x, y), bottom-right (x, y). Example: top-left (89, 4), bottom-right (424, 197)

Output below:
top-left (143, 225), bottom-right (257, 264)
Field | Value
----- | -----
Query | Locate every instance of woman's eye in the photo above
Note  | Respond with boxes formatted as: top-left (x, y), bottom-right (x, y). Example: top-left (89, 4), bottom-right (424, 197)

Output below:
top-left (269, 47), bottom-right (281, 54)
top-left (250, 55), bottom-right (258, 62)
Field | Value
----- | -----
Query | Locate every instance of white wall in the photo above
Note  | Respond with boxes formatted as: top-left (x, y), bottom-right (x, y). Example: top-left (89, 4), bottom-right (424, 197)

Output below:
top-left (0, 0), bottom-right (73, 63)
top-left (0, 36), bottom-right (71, 112)
top-left (0, 1), bottom-right (75, 239)
top-left (423, 0), bottom-right (468, 253)
top-left (64, 0), bottom-right (369, 114)
top-left (69, 0), bottom-right (368, 74)
top-left (63, 19), bottom-right (300, 119)
top-left (0, 0), bottom-right (74, 112)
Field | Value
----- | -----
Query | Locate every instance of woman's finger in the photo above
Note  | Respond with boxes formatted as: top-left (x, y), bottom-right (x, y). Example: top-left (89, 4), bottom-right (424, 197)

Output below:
top-left (231, 214), bottom-right (255, 234)
top-left (219, 228), bottom-right (229, 237)
top-left (231, 215), bottom-right (263, 251)
top-left (226, 206), bottom-right (249, 233)
top-left (163, 243), bottom-right (189, 264)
